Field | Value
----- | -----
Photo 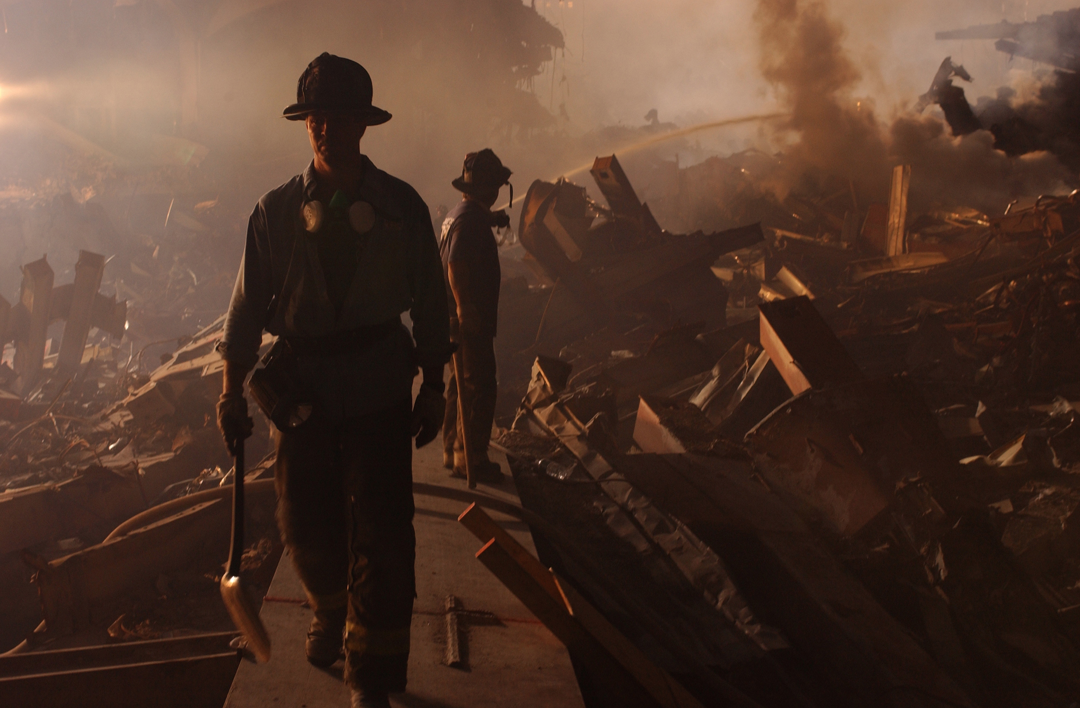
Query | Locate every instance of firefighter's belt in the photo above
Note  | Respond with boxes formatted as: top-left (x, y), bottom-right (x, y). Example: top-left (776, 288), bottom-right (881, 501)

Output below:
top-left (285, 319), bottom-right (400, 357)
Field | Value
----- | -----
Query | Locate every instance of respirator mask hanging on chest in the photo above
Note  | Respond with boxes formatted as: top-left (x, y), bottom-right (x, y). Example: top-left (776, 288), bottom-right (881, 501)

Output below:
top-left (301, 190), bottom-right (377, 235)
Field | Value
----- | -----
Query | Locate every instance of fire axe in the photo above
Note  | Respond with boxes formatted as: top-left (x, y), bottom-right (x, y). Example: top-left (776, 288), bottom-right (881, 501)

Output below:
top-left (220, 438), bottom-right (272, 662)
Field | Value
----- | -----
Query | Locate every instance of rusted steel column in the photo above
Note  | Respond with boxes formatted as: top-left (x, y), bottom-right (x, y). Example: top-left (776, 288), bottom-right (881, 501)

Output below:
top-left (57, 251), bottom-right (106, 374)
top-left (13, 257), bottom-right (54, 393)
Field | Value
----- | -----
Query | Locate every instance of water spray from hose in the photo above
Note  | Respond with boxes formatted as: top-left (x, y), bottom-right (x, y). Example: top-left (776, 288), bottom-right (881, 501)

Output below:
top-left (498, 112), bottom-right (788, 211)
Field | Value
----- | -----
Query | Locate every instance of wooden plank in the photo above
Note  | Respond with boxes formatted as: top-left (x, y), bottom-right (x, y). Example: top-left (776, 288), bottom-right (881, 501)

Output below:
top-left (849, 252), bottom-right (950, 284)
top-left (475, 539), bottom-right (661, 708)
top-left (886, 165), bottom-right (910, 257)
top-left (465, 504), bottom-right (711, 708)
top-left (57, 250), bottom-right (106, 374)
top-left (458, 502), bottom-right (561, 600)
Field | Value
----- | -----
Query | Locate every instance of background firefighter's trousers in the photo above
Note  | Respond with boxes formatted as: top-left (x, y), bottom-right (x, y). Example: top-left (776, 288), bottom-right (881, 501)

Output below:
top-left (442, 331), bottom-right (497, 466)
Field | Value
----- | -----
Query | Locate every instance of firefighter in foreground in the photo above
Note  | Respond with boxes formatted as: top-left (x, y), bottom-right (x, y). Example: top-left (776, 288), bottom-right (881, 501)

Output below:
top-left (215, 53), bottom-right (453, 708)
top-left (440, 149), bottom-right (511, 484)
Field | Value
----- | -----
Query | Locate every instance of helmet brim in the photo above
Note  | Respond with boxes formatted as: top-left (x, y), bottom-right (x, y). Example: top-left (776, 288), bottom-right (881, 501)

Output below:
top-left (282, 103), bottom-right (392, 125)
top-left (452, 177), bottom-right (505, 195)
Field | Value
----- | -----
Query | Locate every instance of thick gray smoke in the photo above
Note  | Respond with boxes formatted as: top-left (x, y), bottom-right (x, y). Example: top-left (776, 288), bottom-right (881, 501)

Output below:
top-left (754, 0), bottom-right (889, 196)
top-left (748, 0), bottom-right (1077, 213)
top-left (1, 0), bottom-right (1079, 300)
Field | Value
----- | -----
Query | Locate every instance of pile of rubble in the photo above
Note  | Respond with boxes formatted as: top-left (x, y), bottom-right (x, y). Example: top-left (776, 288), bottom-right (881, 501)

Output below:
top-left (2, 130), bottom-right (1080, 705)
top-left (0, 257), bottom-right (276, 651)
top-left (484, 152), bottom-right (1080, 706)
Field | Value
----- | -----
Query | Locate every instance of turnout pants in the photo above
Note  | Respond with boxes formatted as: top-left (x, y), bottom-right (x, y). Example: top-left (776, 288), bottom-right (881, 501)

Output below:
top-left (442, 331), bottom-right (498, 465)
top-left (274, 404), bottom-right (415, 693)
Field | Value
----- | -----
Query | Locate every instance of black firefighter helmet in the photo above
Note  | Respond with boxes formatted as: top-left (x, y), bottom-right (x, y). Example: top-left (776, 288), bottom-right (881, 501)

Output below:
top-left (282, 52), bottom-right (392, 126)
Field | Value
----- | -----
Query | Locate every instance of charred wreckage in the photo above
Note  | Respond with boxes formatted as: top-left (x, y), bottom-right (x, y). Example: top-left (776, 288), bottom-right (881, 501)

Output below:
top-left (4, 6), bottom-right (1080, 708)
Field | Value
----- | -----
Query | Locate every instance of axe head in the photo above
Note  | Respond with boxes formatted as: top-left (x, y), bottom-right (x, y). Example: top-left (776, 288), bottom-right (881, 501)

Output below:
top-left (220, 573), bottom-right (272, 662)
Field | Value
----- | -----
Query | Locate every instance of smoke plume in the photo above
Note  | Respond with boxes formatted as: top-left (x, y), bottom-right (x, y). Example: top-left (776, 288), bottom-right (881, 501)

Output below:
top-left (754, 0), bottom-right (887, 195)
top-left (752, 0), bottom-right (1075, 214)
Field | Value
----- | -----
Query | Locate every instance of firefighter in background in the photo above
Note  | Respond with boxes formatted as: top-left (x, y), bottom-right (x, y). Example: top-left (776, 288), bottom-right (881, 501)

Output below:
top-left (440, 149), bottom-right (511, 484)
top-left (215, 53), bottom-right (452, 708)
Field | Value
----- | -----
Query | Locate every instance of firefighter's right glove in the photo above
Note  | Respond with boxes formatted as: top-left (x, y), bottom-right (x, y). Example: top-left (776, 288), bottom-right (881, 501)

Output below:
top-left (411, 383), bottom-right (446, 449)
top-left (217, 392), bottom-right (254, 456)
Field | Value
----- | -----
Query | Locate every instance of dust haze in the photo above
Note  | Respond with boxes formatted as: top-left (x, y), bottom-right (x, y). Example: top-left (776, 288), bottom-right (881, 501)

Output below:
top-left (0, 0), bottom-right (1077, 298)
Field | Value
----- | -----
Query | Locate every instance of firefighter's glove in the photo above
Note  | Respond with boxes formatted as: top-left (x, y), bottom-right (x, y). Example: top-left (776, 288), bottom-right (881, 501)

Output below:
top-left (411, 383), bottom-right (445, 449)
top-left (217, 392), bottom-right (254, 456)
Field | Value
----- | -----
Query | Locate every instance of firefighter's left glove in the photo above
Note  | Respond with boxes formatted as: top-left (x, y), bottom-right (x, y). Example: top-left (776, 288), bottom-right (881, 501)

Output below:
top-left (217, 392), bottom-right (254, 456)
top-left (411, 383), bottom-right (446, 449)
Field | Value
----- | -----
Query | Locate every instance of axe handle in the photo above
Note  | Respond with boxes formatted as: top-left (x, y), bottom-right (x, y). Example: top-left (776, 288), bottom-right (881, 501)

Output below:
top-left (226, 441), bottom-right (245, 577)
top-left (451, 350), bottom-right (474, 489)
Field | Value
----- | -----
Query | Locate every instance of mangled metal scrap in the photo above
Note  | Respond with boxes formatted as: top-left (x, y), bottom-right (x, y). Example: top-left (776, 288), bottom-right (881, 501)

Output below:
top-left (513, 154), bottom-right (763, 343)
top-left (512, 356), bottom-right (787, 655)
top-left (915, 57), bottom-right (981, 136)
top-left (589, 155), bottom-right (664, 234)
top-left (746, 376), bottom-right (952, 537)
top-left (481, 91), bottom-right (1080, 705)
top-left (459, 503), bottom-right (711, 708)
top-left (616, 452), bottom-right (978, 708)
top-left (110, 315), bottom-right (273, 428)
top-left (937, 11), bottom-right (1080, 73)
top-left (633, 396), bottom-right (719, 455)
top-left (1000, 483), bottom-right (1080, 577)
top-left (757, 296), bottom-right (862, 396)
